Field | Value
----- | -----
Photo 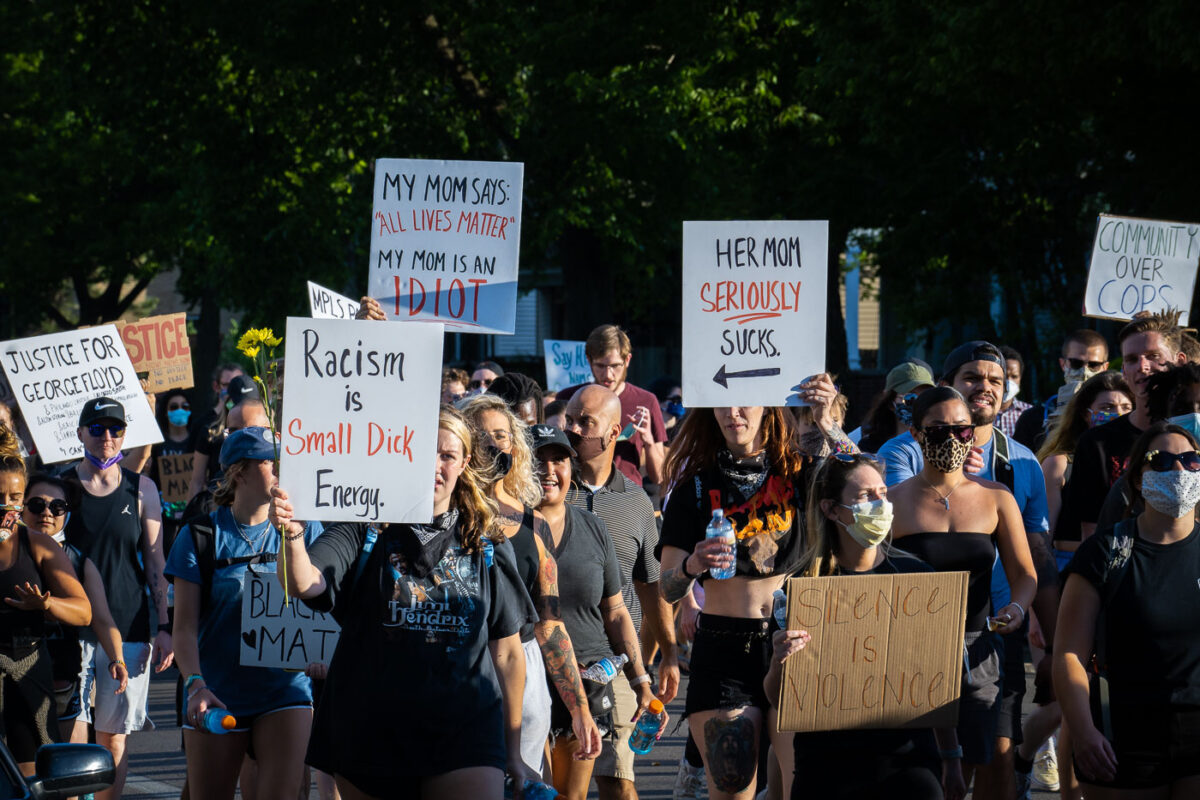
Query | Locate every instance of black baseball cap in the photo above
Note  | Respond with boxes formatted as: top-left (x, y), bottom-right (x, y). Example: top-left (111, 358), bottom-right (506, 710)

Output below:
top-left (227, 374), bottom-right (260, 405)
top-left (529, 424), bottom-right (577, 458)
top-left (78, 397), bottom-right (126, 427)
top-left (941, 341), bottom-right (1005, 383)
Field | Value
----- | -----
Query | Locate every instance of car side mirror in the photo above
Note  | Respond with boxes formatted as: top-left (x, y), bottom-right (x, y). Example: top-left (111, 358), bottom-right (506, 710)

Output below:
top-left (28, 743), bottom-right (115, 800)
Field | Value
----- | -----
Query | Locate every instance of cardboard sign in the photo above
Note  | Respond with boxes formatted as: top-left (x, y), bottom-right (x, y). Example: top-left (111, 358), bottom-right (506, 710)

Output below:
top-left (0, 325), bottom-right (163, 463)
top-left (157, 453), bottom-right (193, 504)
top-left (367, 158), bottom-right (524, 334)
top-left (1084, 214), bottom-right (1200, 325)
top-left (308, 281), bottom-right (361, 320)
top-left (280, 317), bottom-right (443, 523)
top-left (681, 221), bottom-right (829, 407)
top-left (543, 339), bottom-right (592, 392)
top-left (776, 571), bottom-right (968, 733)
top-left (111, 313), bottom-right (194, 391)
top-left (240, 570), bottom-right (340, 669)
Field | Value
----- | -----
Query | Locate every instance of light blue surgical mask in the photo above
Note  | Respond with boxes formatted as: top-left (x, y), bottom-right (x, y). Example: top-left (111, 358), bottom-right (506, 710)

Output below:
top-left (1168, 413), bottom-right (1200, 443)
top-left (167, 408), bottom-right (191, 427)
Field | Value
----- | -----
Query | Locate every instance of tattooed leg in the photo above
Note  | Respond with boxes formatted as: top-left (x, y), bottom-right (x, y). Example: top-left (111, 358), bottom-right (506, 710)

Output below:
top-left (692, 708), bottom-right (762, 799)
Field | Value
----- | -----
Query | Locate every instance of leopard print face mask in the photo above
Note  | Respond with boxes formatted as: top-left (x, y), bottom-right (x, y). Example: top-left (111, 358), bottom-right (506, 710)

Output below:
top-left (920, 434), bottom-right (973, 473)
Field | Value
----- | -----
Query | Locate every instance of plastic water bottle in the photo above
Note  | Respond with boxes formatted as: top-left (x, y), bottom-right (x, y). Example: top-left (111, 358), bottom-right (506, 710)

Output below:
top-left (706, 509), bottom-right (736, 580)
top-left (200, 709), bottom-right (236, 734)
top-left (579, 653), bottom-right (629, 684)
top-left (772, 588), bottom-right (788, 629)
top-left (628, 698), bottom-right (667, 754)
top-left (503, 776), bottom-right (563, 800)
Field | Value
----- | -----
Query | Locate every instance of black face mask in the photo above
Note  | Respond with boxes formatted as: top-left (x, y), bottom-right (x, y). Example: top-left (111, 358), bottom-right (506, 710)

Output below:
top-left (486, 445), bottom-right (513, 478)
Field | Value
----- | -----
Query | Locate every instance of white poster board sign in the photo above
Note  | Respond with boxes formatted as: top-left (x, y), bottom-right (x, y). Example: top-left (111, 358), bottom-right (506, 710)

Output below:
top-left (280, 317), bottom-right (443, 523)
top-left (0, 325), bottom-right (163, 463)
top-left (543, 339), bottom-right (592, 392)
top-left (240, 570), bottom-right (340, 669)
top-left (367, 158), bottom-right (524, 334)
top-left (308, 281), bottom-right (361, 320)
top-left (1084, 214), bottom-right (1199, 325)
top-left (681, 221), bottom-right (829, 407)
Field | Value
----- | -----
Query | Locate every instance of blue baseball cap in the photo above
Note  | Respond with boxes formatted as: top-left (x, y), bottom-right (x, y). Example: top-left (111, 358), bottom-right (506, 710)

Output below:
top-left (219, 426), bottom-right (276, 467)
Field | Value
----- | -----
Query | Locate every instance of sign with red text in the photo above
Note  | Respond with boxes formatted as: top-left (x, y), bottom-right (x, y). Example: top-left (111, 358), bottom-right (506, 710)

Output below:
top-left (367, 158), bottom-right (524, 335)
top-left (241, 570), bottom-right (340, 669)
top-left (308, 281), bottom-right (361, 321)
top-left (776, 571), bottom-right (968, 732)
top-left (681, 221), bottom-right (828, 407)
top-left (0, 325), bottom-right (163, 463)
top-left (111, 313), bottom-right (194, 391)
top-left (280, 317), bottom-right (443, 523)
top-left (1084, 214), bottom-right (1199, 325)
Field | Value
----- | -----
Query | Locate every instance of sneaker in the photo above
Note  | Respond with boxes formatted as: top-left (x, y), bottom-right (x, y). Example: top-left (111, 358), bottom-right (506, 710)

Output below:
top-left (1033, 735), bottom-right (1061, 791)
top-left (673, 759), bottom-right (707, 800)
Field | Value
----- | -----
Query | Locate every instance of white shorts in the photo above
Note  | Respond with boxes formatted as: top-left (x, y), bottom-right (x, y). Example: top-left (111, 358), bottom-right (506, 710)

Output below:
top-left (519, 637), bottom-right (551, 773)
top-left (77, 641), bottom-right (154, 735)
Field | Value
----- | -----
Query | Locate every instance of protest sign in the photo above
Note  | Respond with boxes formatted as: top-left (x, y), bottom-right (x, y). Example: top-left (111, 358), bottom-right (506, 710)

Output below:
top-left (280, 316), bottom-right (443, 523)
top-left (308, 281), bottom-right (361, 320)
top-left (543, 339), bottom-right (591, 391)
top-left (776, 571), bottom-right (968, 732)
top-left (1, 325), bottom-right (162, 463)
top-left (1084, 214), bottom-right (1200, 325)
top-left (681, 221), bottom-right (829, 407)
top-left (157, 453), bottom-right (193, 505)
top-left (111, 313), bottom-right (194, 391)
top-left (367, 158), bottom-right (524, 335)
top-left (241, 570), bottom-right (340, 669)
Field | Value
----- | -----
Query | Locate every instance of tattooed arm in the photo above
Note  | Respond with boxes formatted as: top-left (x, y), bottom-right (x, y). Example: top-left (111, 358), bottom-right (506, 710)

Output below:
top-left (659, 542), bottom-right (732, 604)
top-left (138, 474), bottom-right (173, 671)
top-left (600, 593), bottom-right (662, 723)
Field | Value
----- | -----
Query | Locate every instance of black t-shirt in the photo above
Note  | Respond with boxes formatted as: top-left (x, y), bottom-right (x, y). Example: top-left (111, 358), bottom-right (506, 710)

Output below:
top-left (302, 521), bottom-right (538, 779)
top-left (659, 464), bottom-right (807, 579)
top-left (1062, 415), bottom-right (1142, 525)
top-left (1063, 521), bottom-right (1200, 706)
top-left (548, 506), bottom-right (623, 663)
top-left (1013, 401), bottom-right (1049, 452)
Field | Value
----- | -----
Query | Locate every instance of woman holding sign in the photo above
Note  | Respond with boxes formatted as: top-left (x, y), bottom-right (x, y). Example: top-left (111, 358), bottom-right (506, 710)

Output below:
top-left (166, 427), bottom-right (323, 800)
top-left (270, 407), bottom-right (540, 800)
top-left (889, 387), bottom-right (1036, 792)
top-left (656, 375), bottom-right (842, 800)
top-left (764, 453), bottom-right (966, 800)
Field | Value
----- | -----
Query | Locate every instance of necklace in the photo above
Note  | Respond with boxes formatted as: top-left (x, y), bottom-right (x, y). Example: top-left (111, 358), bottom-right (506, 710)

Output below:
top-left (233, 515), bottom-right (273, 550)
top-left (920, 474), bottom-right (963, 510)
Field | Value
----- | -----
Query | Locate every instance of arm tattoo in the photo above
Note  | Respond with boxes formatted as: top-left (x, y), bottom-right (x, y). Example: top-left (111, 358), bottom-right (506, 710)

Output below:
top-left (660, 565), bottom-right (694, 604)
top-left (704, 716), bottom-right (758, 793)
top-left (1027, 530), bottom-right (1059, 588)
top-left (534, 544), bottom-right (563, 622)
top-left (539, 624), bottom-right (587, 712)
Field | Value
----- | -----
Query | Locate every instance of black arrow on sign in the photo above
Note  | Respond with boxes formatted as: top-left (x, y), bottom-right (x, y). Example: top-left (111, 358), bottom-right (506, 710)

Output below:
top-left (712, 365), bottom-right (782, 388)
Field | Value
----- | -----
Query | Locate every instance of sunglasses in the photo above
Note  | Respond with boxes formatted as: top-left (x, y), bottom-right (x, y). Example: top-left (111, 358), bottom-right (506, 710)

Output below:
top-left (86, 423), bottom-right (126, 438)
top-left (832, 452), bottom-right (883, 464)
top-left (1067, 357), bottom-right (1106, 371)
top-left (468, 379), bottom-right (492, 390)
top-left (25, 497), bottom-right (68, 516)
top-left (921, 424), bottom-right (975, 445)
top-left (1143, 450), bottom-right (1200, 473)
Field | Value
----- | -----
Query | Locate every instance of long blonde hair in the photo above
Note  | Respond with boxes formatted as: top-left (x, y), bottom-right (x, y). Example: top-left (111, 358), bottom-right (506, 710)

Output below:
top-left (799, 456), bottom-right (888, 577)
top-left (439, 408), bottom-right (502, 553)
top-left (460, 394), bottom-right (542, 509)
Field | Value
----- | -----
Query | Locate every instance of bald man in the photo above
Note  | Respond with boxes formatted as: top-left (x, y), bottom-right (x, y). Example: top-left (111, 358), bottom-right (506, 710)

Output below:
top-left (564, 385), bottom-right (679, 800)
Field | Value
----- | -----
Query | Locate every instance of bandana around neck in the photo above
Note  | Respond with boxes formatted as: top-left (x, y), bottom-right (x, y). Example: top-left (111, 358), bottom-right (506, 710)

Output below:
top-left (716, 449), bottom-right (770, 501)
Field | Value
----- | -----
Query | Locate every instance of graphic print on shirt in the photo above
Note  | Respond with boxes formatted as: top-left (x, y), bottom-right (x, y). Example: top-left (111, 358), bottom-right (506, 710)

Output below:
top-left (708, 474), bottom-right (795, 573)
top-left (1107, 455), bottom-right (1130, 488)
top-left (382, 542), bottom-right (479, 646)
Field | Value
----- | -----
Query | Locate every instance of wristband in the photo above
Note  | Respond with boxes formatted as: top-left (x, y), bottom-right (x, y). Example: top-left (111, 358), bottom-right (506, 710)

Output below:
top-left (109, 660), bottom-right (125, 669)
top-left (629, 673), bottom-right (651, 687)
top-left (938, 746), bottom-right (963, 760)
top-left (184, 673), bottom-right (205, 695)
top-left (284, 527), bottom-right (306, 542)
top-left (680, 555), bottom-right (699, 580)
top-left (158, 622), bottom-right (172, 634)
top-left (1009, 602), bottom-right (1026, 622)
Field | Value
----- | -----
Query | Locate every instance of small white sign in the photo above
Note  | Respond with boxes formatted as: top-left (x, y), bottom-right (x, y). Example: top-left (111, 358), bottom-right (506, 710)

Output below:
top-left (367, 158), bottom-right (524, 335)
top-left (280, 317), bottom-right (443, 523)
top-left (681, 221), bottom-right (829, 407)
top-left (543, 339), bottom-right (592, 392)
top-left (240, 569), bottom-right (340, 669)
top-left (1084, 214), bottom-right (1200, 325)
top-left (308, 281), bottom-right (361, 320)
top-left (0, 325), bottom-right (163, 463)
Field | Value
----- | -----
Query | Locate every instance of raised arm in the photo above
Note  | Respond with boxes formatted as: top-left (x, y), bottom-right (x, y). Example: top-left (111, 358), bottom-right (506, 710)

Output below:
top-left (269, 487), bottom-right (326, 599)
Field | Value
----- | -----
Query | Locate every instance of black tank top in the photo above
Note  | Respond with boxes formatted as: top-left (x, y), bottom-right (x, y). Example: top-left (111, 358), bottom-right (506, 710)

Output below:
top-left (509, 507), bottom-right (541, 642)
top-left (0, 529), bottom-right (48, 655)
top-left (64, 467), bottom-right (150, 642)
top-left (895, 532), bottom-right (995, 632)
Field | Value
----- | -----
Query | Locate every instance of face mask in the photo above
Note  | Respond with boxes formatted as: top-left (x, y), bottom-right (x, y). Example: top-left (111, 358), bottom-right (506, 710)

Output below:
top-left (84, 450), bottom-right (125, 470)
top-left (1141, 469), bottom-right (1200, 518)
top-left (565, 429), bottom-right (608, 456)
top-left (894, 397), bottom-right (914, 427)
top-left (1089, 409), bottom-right (1123, 428)
top-left (919, 435), bottom-right (973, 473)
top-left (485, 445), bottom-right (513, 479)
top-left (167, 408), bottom-right (191, 427)
top-left (1063, 365), bottom-right (1102, 385)
top-left (837, 498), bottom-right (893, 548)
top-left (1168, 413), bottom-right (1200, 443)
top-left (1003, 379), bottom-right (1019, 404)
top-left (664, 401), bottom-right (685, 419)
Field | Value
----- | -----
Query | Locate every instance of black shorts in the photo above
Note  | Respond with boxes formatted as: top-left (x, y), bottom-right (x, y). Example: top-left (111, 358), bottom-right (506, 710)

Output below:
top-left (1079, 703), bottom-right (1200, 789)
top-left (995, 621), bottom-right (1028, 746)
top-left (685, 614), bottom-right (773, 715)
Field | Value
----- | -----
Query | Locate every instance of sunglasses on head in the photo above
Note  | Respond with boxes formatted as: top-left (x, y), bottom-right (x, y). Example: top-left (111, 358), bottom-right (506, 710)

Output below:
top-left (1067, 357), bottom-right (1105, 371)
top-left (832, 452), bottom-right (883, 465)
top-left (1143, 450), bottom-right (1200, 473)
top-left (25, 497), bottom-right (68, 516)
top-left (921, 424), bottom-right (975, 445)
top-left (87, 423), bottom-right (126, 438)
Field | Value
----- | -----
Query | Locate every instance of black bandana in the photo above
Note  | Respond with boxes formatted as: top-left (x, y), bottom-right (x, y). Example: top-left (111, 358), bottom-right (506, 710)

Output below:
top-left (396, 509), bottom-right (461, 578)
top-left (716, 449), bottom-right (770, 501)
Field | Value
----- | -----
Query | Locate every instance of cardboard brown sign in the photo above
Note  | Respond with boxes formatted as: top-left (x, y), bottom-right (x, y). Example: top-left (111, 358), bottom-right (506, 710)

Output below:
top-left (157, 453), bottom-right (194, 505)
top-left (776, 571), bottom-right (968, 732)
top-left (112, 313), bottom-right (194, 391)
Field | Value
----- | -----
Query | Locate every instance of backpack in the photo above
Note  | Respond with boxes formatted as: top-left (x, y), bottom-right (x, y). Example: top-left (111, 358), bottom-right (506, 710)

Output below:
top-left (991, 428), bottom-right (1016, 494)
top-left (186, 510), bottom-right (276, 614)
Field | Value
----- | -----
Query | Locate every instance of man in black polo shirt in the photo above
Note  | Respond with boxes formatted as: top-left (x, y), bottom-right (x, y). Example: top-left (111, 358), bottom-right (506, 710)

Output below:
top-left (564, 384), bottom-right (679, 800)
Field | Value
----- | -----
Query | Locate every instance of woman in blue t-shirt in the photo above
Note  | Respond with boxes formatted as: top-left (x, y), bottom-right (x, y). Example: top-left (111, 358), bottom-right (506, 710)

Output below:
top-left (166, 426), bottom-right (321, 799)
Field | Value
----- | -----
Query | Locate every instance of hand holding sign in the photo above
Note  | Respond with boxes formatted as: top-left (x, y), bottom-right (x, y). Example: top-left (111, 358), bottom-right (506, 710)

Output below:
top-left (355, 296), bottom-right (387, 321)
